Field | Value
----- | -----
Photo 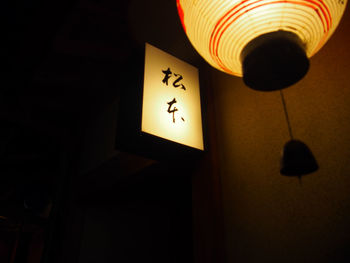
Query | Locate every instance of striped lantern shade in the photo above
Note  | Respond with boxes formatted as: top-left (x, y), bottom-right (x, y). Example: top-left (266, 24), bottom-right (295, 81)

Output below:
top-left (177, 0), bottom-right (347, 90)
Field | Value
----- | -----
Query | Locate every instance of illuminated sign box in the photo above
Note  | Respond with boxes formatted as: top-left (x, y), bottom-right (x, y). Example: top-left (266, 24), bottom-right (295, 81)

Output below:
top-left (142, 43), bottom-right (204, 151)
top-left (116, 43), bottom-right (204, 160)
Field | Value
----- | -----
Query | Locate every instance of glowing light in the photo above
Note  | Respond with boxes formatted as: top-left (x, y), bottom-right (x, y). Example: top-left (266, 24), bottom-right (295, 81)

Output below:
top-left (142, 43), bottom-right (204, 150)
top-left (177, 0), bottom-right (347, 76)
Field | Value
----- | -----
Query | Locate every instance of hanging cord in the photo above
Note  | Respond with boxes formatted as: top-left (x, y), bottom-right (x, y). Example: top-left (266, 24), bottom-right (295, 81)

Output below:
top-left (280, 90), bottom-right (302, 184)
top-left (280, 90), bottom-right (294, 140)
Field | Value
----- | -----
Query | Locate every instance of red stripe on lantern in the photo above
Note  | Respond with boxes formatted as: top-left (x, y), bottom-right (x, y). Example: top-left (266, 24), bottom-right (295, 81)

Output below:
top-left (177, 0), bottom-right (186, 33)
top-left (209, 0), bottom-right (332, 73)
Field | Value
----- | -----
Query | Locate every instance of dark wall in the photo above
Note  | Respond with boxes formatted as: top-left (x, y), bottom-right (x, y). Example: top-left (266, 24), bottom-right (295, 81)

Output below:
top-left (210, 9), bottom-right (350, 263)
top-left (77, 164), bottom-right (193, 263)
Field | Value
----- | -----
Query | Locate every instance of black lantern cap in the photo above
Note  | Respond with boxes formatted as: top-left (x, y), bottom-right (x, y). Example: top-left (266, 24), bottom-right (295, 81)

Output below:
top-left (241, 31), bottom-right (309, 91)
top-left (280, 139), bottom-right (318, 176)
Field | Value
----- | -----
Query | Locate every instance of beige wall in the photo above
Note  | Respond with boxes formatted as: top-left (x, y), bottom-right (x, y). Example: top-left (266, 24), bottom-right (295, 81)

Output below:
top-left (211, 9), bottom-right (350, 263)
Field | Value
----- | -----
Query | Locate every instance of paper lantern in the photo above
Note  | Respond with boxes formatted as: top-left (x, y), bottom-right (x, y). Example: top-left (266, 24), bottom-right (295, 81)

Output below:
top-left (177, 0), bottom-right (347, 90)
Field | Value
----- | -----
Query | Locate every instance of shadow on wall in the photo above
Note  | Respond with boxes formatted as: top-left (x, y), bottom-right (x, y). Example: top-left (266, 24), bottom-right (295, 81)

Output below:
top-left (78, 163), bottom-right (193, 263)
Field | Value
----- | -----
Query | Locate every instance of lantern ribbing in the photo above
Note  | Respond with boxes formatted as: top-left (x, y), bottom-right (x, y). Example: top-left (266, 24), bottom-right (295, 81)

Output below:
top-left (177, 0), bottom-right (347, 77)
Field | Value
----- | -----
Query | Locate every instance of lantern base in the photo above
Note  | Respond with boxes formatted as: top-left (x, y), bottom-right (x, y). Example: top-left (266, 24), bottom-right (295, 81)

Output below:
top-left (241, 31), bottom-right (309, 91)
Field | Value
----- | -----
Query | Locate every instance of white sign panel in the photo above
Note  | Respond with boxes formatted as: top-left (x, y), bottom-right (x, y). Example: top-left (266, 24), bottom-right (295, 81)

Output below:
top-left (142, 43), bottom-right (204, 150)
